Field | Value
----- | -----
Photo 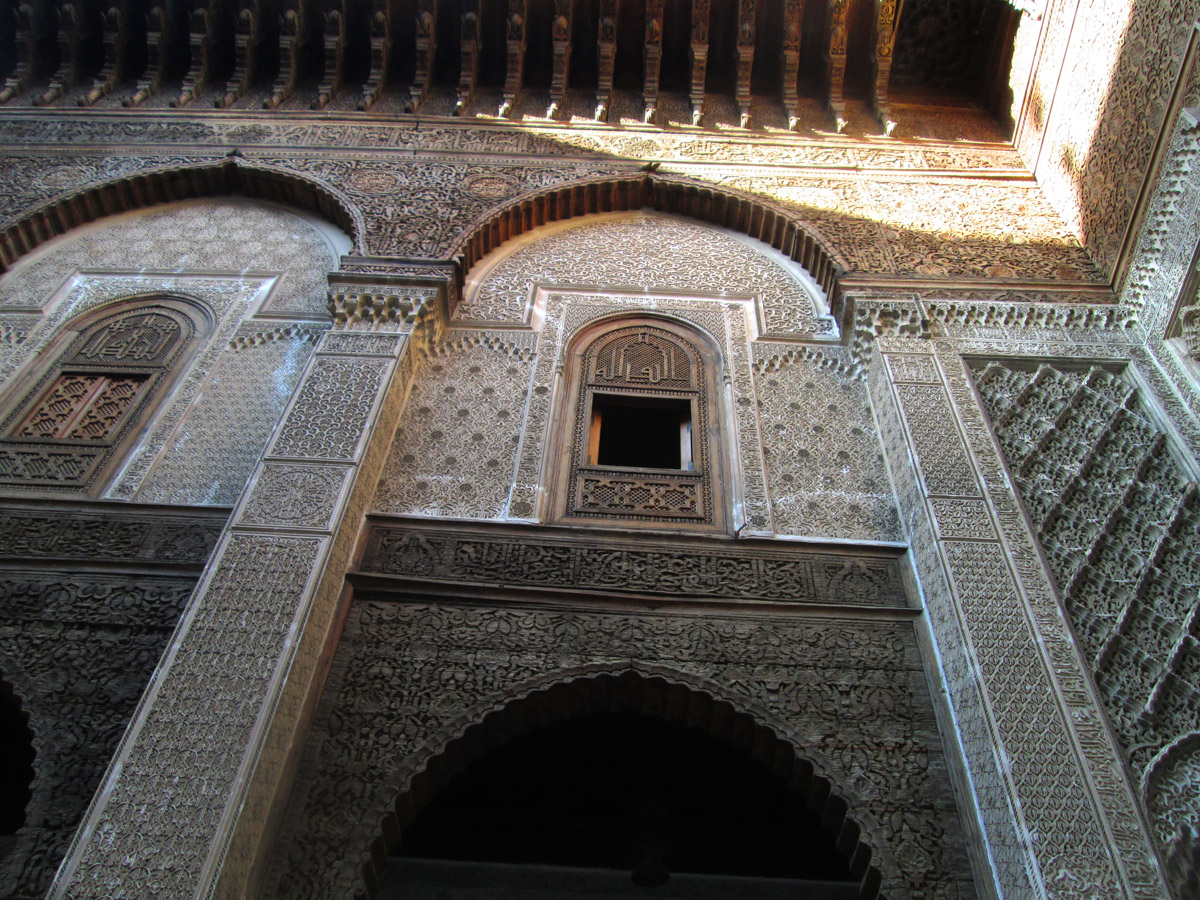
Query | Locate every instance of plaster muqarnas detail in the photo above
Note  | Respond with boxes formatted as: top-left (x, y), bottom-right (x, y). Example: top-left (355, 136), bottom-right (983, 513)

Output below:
top-left (973, 360), bottom-right (1200, 899)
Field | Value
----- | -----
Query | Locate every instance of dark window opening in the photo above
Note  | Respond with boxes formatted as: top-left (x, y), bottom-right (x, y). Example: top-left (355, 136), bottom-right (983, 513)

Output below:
top-left (589, 394), bottom-right (691, 470)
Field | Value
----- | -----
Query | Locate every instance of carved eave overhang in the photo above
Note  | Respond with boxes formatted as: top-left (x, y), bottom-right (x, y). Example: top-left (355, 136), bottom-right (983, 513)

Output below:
top-left (352, 516), bottom-right (914, 615)
top-left (0, 0), bottom-right (1024, 135)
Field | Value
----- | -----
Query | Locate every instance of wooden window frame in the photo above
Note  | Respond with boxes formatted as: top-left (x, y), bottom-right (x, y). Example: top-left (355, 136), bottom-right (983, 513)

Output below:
top-left (551, 316), bottom-right (728, 533)
top-left (0, 297), bottom-right (208, 496)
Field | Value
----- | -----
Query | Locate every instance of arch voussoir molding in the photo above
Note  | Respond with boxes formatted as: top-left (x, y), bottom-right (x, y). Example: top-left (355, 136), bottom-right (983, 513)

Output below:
top-left (449, 174), bottom-right (849, 304)
top-left (0, 159), bottom-right (364, 271)
top-left (362, 665), bottom-right (890, 900)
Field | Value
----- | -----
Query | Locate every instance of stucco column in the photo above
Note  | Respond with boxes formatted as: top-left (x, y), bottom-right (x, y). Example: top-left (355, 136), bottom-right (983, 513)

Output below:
top-left (49, 268), bottom-right (445, 900)
top-left (860, 294), bottom-right (1169, 900)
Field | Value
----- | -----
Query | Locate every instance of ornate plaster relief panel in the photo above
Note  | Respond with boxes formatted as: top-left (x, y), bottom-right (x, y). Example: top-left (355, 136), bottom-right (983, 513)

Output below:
top-left (0, 126), bottom-right (1100, 287)
top-left (374, 336), bottom-right (535, 519)
top-left (754, 343), bottom-right (902, 542)
top-left (375, 290), bottom-right (780, 534)
top-left (261, 583), bottom-right (976, 900)
top-left (0, 502), bottom-right (225, 899)
top-left (857, 296), bottom-right (1171, 900)
top-left (458, 213), bottom-right (834, 339)
top-left (0, 200), bottom-right (350, 503)
top-left (973, 360), bottom-right (1200, 900)
top-left (0, 198), bottom-right (345, 316)
top-left (379, 278), bottom-right (901, 541)
top-left (1026, 0), bottom-right (1200, 281)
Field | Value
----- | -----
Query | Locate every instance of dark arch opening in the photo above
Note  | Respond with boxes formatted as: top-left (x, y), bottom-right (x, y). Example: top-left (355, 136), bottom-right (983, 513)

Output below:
top-left (0, 676), bottom-right (35, 863)
top-left (364, 671), bottom-right (884, 900)
top-left (385, 711), bottom-right (858, 895)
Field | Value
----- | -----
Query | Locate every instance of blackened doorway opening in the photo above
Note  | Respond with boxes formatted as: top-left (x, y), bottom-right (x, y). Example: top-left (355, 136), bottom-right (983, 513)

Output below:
top-left (379, 712), bottom-right (859, 897)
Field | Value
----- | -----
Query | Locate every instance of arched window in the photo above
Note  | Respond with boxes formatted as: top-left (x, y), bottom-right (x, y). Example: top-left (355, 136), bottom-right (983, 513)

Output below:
top-left (553, 317), bottom-right (727, 532)
top-left (0, 298), bottom-right (207, 494)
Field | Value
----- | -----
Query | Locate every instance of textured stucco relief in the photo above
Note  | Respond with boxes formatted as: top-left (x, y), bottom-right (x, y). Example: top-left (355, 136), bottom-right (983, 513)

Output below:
top-left (0, 573), bottom-right (198, 900)
top-left (861, 319), bottom-right (1168, 900)
top-left (0, 200), bottom-right (348, 502)
top-left (135, 329), bottom-right (323, 505)
top-left (718, 175), bottom-right (1101, 282)
top-left (0, 198), bottom-right (344, 315)
top-left (261, 601), bottom-right (975, 900)
top-left (1, 149), bottom-right (1099, 285)
top-left (53, 533), bottom-right (325, 898)
top-left (1032, 0), bottom-right (1200, 279)
top-left (0, 114), bottom-right (1025, 169)
top-left (459, 213), bottom-right (833, 338)
top-left (974, 360), bottom-right (1200, 900)
top-left (0, 505), bottom-right (222, 900)
top-left (373, 339), bottom-right (534, 519)
top-left (753, 344), bottom-right (901, 541)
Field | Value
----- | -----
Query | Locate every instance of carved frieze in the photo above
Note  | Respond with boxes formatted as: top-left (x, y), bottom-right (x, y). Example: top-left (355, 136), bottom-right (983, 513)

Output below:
top-left (0, 505), bottom-right (224, 564)
top-left (358, 520), bottom-right (908, 608)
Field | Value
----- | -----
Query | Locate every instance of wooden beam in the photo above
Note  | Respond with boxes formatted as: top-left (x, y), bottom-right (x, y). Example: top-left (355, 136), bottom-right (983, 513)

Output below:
top-left (215, 0), bottom-right (260, 108)
top-left (500, 0), bottom-right (526, 116)
top-left (643, 0), bottom-right (663, 121)
top-left (313, 2), bottom-right (347, 108)
top-left (689, 0), bottom-right (709, 125)
top-left (265, 0), bottom-right (303, 108)
top-left (38, 1), bottom-right (84, 106)
top-left (872, 0), bottom-right (904, 134)
top-left (0, 4), bottom-right (37, 103)
top-left (825, 0), bottom-right (848, 131)
top-left (547, 0), bottom-right (571, 117)
top-left (410, 0), bottom-right (437, 111)
top-left (780, 0), bottom-right (802, 129)
top-left (735, 0), bottom-right (755, 126)
top-left (456, 0), bottom-right (479, 112)
top-left (359, 0), bottom-right (391, 110)
top-left (595, 0), bottom-right (615, 120)
top-left (126, 1), bottom-right (171, 106)
top-left (80, 0), bottom-right (129, 106)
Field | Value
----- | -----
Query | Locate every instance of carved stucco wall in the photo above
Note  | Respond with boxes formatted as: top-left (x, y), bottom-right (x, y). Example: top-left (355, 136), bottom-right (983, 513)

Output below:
top-left (0, 199), bottom-right (348, 504)
top-left (374, 343), bottom-right (534, 520)
top-left (0, 506), bottom-right (224, 900)
top-left (260, 599), bottom-right (976, 900)
top-left (1024, 0), bottom-right (1200, 281)
top-left (973, 360), bottom-right (1200, 900)
top-left (0, 126), bottom-right (1102, 285)
top-left (754, 345), bottom-right (901, 541)
top-left (377, 215), bottom-right (899, 542)
top-left (0, 198), bottom-right (341, 315)
top-left (456, 213), bottom-right (835, 338)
